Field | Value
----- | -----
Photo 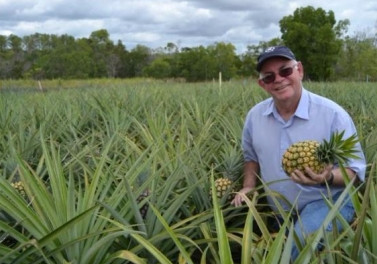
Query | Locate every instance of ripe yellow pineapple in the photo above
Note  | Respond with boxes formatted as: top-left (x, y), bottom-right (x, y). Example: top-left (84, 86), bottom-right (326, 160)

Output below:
top-left (282, 131), bottom-right (359, 176)
top-left (210, 178), bottom-right (235, 202)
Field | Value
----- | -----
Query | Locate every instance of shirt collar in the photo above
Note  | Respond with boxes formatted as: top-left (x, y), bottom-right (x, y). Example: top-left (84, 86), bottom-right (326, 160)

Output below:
top-left (294, 88), bottom-right (309, 120)
top-left (263, 88), bottom-right (309, 120)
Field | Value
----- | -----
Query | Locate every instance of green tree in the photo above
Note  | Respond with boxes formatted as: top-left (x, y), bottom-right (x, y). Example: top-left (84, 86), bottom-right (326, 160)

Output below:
top-left (114, 41), bottom-right (130, 78)
top-left (177, 46), bottom-right (215, 81)
top-left (208, 42), bottom-right (237, 80)
top-left (6, 34), bottom-right (24, 78)
top-left (75, 37), bottom-right (97, 78)
top-left (89, 29), bottom-right (114, 77)
top-left (279, 6), bottom-right (349, 80)
top-left (163, 42), bottom-right (180, 78)
top-left (143, 57), bottom-right (171, 79)
top-left (165, 42), bottom-right (179, 54)
top-left (40, 34), bottom-right (71, 78)
top-left (0, 35), bottom-right (7, 52)
top-left (22, 33), bottom-right (46, 79)
top-left (42, 34), bottom-right (93, 79)
top-left (107, 40), bottom-right (127, 78)
top-left (0, 35), bottom-right (8, 78)
top-left (337, 33), bottom-right (377, 81)
top-left (126, 45), bottom-right (152, 77)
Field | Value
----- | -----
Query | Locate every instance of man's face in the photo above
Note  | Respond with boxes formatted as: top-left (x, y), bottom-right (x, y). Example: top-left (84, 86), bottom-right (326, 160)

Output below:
top-left (257, 57), bottom-right (304, 102)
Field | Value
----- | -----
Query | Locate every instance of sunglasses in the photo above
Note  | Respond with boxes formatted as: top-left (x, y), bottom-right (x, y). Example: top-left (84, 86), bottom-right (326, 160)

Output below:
top-left (259, 63), bottom-right (298, 84)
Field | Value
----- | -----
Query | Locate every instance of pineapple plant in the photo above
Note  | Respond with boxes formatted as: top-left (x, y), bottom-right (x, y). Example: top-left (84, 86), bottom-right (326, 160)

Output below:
top-left (210, 147), bottom-right (243, 202)
top-left (282, 130), bottom-right (359, 176)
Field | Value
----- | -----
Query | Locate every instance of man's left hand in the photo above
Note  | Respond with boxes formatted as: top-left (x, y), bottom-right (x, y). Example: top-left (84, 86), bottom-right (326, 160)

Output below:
top-left (291, 164), bottom-right (333, 185)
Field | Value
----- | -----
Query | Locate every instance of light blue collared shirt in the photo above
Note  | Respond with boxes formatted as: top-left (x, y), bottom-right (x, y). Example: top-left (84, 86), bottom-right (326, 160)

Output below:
top-left (242, 88), bottom-right (366, 211)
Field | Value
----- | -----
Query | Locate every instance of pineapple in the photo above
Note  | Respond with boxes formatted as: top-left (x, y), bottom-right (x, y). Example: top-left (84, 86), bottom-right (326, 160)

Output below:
top-left (134, 170), bottom-right (150, 219)
top-left (210, 178), bottom-right (235, 202)
top-left (282, 131), bottom-right (359, 176)
top-left (136, 190), bottom-right (150, 219)
top-left (11, 181), bottom-right (27, 199)
top-left (210, 149), bottom-right (243, 202)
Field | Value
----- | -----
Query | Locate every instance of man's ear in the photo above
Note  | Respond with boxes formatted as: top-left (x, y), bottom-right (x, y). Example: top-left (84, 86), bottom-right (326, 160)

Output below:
top-left (297, 61), bottom-right (304, 79)
top-left (257, 78), bottom-right (267, 90)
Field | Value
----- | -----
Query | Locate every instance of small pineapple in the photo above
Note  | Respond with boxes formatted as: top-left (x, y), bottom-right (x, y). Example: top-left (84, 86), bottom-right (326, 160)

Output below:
top-left (282, 131), bottom-right (359, 176)
top-left (136, 190), bottom-right (150, 219)
top-left (210, 178), bottom-right (235, 202)
top-left (11, 181), bottom-right (27, 199)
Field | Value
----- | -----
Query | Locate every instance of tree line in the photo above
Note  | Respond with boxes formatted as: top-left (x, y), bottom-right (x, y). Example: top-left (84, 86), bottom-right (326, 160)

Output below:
top-left (0, 6), bottom-right (376, 82)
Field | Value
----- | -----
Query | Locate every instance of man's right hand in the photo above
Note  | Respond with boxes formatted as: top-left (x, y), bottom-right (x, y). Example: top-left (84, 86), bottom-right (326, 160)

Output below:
top-left (231, 187), bottom-right (255, 207)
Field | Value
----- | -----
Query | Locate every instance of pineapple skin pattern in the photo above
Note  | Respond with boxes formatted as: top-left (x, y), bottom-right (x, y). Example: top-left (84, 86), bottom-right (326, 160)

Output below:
top-left (281, 131), bottom-right (359, 177)
top-left (282, 140), bottom-right (322, 175)
top-left (213, 178), bottom-right (235, 201)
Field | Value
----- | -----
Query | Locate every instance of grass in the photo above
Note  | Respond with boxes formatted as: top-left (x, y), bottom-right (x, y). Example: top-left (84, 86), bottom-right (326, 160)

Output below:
top-left (0, 78), bottom-right (376, 263)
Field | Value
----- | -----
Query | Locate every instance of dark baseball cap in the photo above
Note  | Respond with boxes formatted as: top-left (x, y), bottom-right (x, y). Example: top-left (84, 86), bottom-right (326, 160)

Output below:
top-left (256, 46), bottom-right (296, 72)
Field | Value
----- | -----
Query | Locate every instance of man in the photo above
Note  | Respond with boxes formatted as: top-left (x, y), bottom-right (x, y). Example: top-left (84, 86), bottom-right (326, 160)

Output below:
top-left (231, 45), bottom-right (366, 259)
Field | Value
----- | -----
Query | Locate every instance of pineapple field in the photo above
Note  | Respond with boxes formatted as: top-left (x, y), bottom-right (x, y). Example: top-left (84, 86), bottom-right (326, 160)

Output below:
top-left (0, 78), bottom-right (377, 263)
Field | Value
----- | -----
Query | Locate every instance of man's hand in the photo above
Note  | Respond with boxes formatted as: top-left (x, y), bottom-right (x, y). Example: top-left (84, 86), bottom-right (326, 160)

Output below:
top-left (231, 186), bottom-right (255, 207)
top-left (290, 164), bottom-right (333, 185)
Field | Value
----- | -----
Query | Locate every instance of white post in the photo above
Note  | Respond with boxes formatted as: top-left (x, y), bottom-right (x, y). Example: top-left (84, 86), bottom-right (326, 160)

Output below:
top-left (219, 72), bottom-right (222, 89)
top-left (38, 80), bottom-right (44, 92)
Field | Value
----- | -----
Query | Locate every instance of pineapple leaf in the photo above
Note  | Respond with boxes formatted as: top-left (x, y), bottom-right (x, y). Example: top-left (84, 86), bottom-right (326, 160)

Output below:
top-left (318, 130), bottom-right (360, 165)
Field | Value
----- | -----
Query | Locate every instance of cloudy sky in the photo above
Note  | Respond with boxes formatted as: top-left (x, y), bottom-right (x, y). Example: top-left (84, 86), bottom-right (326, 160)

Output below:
top-left (0, 0), bottom-right (376, 53)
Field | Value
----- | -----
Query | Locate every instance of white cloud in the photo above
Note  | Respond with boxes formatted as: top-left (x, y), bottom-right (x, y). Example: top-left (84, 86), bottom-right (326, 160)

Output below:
top-left (0, 0), bottom-right (376, 52)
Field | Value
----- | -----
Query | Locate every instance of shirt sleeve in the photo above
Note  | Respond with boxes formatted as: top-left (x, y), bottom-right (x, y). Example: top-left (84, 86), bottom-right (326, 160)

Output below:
top-left (242, 111), bottom-right (258, 163)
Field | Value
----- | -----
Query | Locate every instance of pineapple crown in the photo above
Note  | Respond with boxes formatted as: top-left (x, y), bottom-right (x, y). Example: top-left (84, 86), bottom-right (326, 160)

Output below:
top-left (316, 130), bottom-right (360, 165)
